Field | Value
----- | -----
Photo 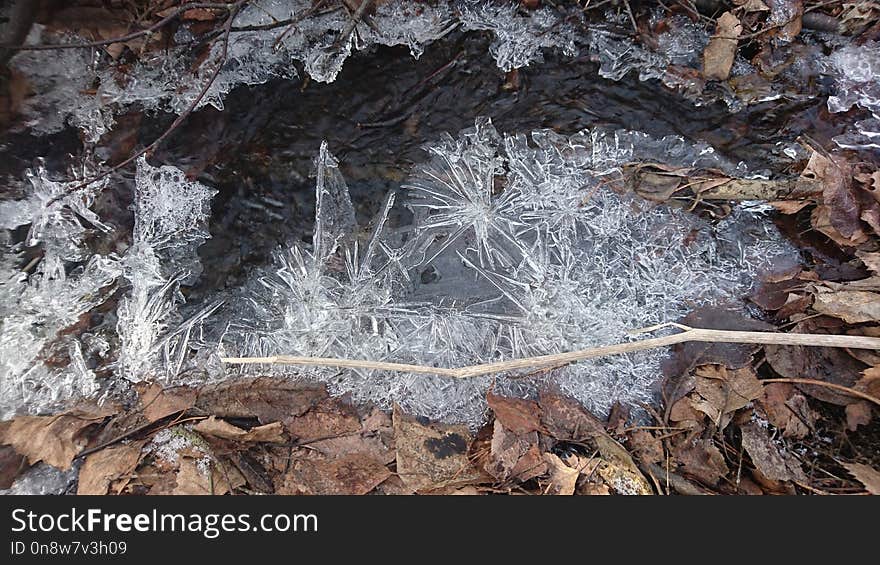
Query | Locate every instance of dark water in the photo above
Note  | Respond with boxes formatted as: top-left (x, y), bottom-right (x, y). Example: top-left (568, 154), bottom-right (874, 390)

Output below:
top-left (0, 31), bottom-right (846, 297)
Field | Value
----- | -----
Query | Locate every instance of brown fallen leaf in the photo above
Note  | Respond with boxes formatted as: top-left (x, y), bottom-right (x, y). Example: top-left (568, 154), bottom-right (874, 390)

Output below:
top-left (845, 401), bottom-right (873, 431)
top-left (592, 434), bottom-right (653, 495)
top-left (194, 417), bottom-right (286, 443)
top-left (843, 462), bottom-right (880, 495)
top-left (196, 377), bottom-right (327, 424)
top-left (741, 421), bottom-right (805, 485)
top-left (812, 289), bottom-right (880, 324)
top-left (703, 12), bottom-right (742, 80)
top-left (690, 364), bottom-right (763, 429)
top-left (537, 391), bottom-right (606, 441)
top-left (0, 445), bottom-right (26, 489)
top-left (804, 151), bottom-right (866, 244)
top-left (276, 454), bottom-right (390, 495)
top-left (284, 397), bottom-right (361, 442)
top-left (393, 405), bottom-right (481, 492)
top-left (856, 250), bottom-right (880, 275)
top-left (487, 392), bottom-right (542, 435)
top-left (488, 420), bottom-right (547, 482)
top-left (627, 429), bottom-right (665, 465)
top-left (673, 438), bottom-right (729, 486)
top-left (542, 453), bottom-right (579, 495)
top-left (757, 383), bottom-right (815, 439)
top-left (0, 407), bottom-right (114, 470)
top-left (77, 442), bottom-right (144, 495)
top-left (137, 382), bottom-right (196, 423)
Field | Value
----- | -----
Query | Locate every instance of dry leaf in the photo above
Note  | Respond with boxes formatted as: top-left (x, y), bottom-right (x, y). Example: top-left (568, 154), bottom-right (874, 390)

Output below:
top-left (488, 420), bottom-right (546, 481)
top-left (627, 429), bottom-right (665, 464)
top-left (757, 383), bottom-right (815, 439)
top-left (845, 401), bottom-right (872, 431)
top-left (0, 445), bottom-right (26, 489)
top-left (857, 250), bottom-right (880, 275)
top-left (77, 442), bottom-right (144, 495)
top-left (194, 417), bottom-right (286, 443)
top-left (691, 365), bottom-right (763, 429)
top-left (393, 405), bottom-right (480, 492)
top-left (276, 455), bottom-right (390, 495)
top-left (674, 438), bottom-right (729, 486)
top-left (741, 421), bottom-right (805, 484)
top-left (543, 453), bottom-right (579, 495)
top-left (537, 391), bottom-right (606, 440)
top-left (284, 398), bottom-right (361, 442)
top-left (843, 462), bottom-right (880, 494)
top-left (812, 289), bottom-right (880, 323)
top-left (137, 382), bottom-right (196, 423)
top-left (703, 12), bottom-right (742, 80)
top-left (487, 393), bottom-right (542, 435)
top-left (0, 407), bottom-right (113, 469)
top-left (196, 378), bottom-right (326, 424)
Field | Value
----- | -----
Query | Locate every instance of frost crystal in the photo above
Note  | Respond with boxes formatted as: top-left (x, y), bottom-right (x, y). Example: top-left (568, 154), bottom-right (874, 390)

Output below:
top-left (225, 119), bottom-right (795, 426)
top-left (116, 158), bottom-right (217, 383)
top-left (825, 41), bottom-right (880, 150)
top-left (459, 2), bottom-right (579, 71)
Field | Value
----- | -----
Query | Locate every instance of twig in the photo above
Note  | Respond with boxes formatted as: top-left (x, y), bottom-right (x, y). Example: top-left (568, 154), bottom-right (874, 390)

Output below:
top-left (333, 0), bottom-right (375, 49)
top-left (45, 0), bottom-right (247, 207)
top-left (1, 2), bottom-right (237, 51)
top-left (221, 326), bottom-right (880, 379)
top-left (761, 378), bottom-right (880, 407)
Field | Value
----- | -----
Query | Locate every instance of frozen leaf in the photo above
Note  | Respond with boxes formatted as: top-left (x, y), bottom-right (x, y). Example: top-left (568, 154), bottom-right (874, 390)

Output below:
top-left (702, 12), bottom-right (742, 81)
top-left (812, 289), bottom-right (880, 324)
top-left (542, 452), bottom-right (579, 495)
top-left (0, 407), bottom-right (113, 469)
top-left (194, 417), bottom-right (286, 443)
top-left (843, 462), bottom-right (880, 495)
top-left (76, 442), bottom-right (144, 495)
top-left (393, 405), bottom-right (480, 492)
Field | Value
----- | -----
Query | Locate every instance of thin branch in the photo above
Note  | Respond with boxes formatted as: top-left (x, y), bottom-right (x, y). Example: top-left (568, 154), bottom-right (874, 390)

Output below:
top-left (761, 378), bottom-right (880, 407)
top-left (1, 2), bottom-right (237, 51)
top-left (221, 326), bottom-right (880, 379)
top-left (46, 0), bottom-right (247, 207)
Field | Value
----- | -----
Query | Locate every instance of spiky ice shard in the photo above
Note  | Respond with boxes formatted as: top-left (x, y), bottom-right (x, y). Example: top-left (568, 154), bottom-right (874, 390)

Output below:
top-left (116, 158), bottom-right (218, 383)
top-left (825, 41), bottom-right (880, 150)
top-left (227, 118), bottom-right (795, 426)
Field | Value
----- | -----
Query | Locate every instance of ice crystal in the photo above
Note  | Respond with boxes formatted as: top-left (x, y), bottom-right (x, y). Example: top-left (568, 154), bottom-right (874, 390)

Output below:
top-left (459, 2), bottom-right (579, 71)
top-left (115, 158), bottom-right (217, 383)
top-left (825, 41), bottom-right (880, 150)
top-left (0, 463), bottom-right (76, 495)
top-left (225, 119), bottom-right (796, 426)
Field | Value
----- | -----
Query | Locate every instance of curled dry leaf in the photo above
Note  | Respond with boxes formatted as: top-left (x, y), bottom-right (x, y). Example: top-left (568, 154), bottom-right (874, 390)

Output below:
top-left (0, 407), bottom-right (114, 470)
top-left (703, 12), bottom-right (742, 81)
top-left (487, 392), bottom-right (542, 435)
top-left (690, 364), bottom-right (763, 430)
top-left (137, 382), bottom-right (196, 423)
top-left (195, 377), bottom-right (327, 424)
top-left (673, 438), bottom-right (729, 486)
top-left (845, 401), bottom-right (872, 431)
top-left (193, 417), bottom-right (286, 443)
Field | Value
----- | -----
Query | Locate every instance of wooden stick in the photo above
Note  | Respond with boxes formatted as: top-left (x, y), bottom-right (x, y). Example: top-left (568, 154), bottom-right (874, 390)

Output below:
top-left (221, 326), bottom-right (880, 379)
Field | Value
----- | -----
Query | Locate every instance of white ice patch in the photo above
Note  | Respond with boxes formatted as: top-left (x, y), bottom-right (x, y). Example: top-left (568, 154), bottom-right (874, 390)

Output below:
top-left (223, 118), bottom-right (797, 427)
top-left (825, 41), bottom-right (880, 150)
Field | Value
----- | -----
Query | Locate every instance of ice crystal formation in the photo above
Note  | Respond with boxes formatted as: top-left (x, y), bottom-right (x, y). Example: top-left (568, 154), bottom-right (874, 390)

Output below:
top-left (825, 41), bottom-right (880, 150)
top-left (223, 118), bottom-right (794, 426)
top-left (0, 158), bottom-right (217, 419)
